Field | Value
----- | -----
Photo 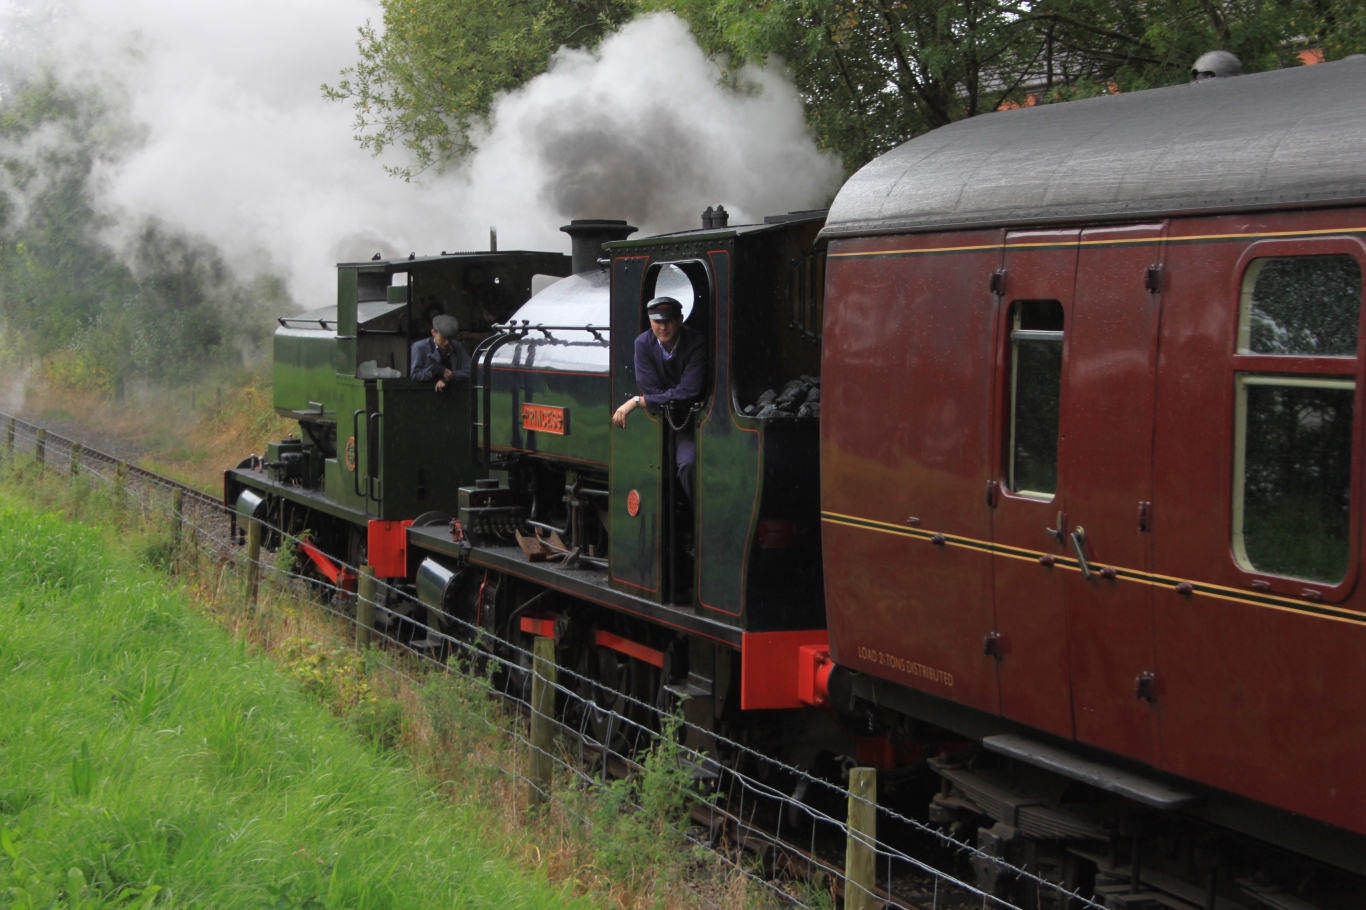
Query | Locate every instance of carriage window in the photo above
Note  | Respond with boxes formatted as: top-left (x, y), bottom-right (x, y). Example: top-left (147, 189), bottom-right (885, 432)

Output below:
top-left (1232, 251), bottom-right (1361, 586)
top-left (1238, 256), bottom-right (1360, 356)
top-left (1233, 377), bottom-right (1353, 583)
top-left (1008, 300), bottom-right (1064, 498)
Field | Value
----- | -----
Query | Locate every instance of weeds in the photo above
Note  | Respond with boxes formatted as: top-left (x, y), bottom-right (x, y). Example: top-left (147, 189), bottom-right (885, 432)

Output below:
top-left (576, 710), bottom-right (714, 903)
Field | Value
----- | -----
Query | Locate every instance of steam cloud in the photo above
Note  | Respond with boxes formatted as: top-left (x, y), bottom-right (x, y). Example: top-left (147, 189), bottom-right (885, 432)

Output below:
top-left (0, 3), bottom-right (842, 309)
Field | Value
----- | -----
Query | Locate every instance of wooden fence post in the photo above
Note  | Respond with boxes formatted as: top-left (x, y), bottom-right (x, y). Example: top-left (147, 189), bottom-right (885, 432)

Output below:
top-left (528, 635), bottom-right (557, 811)
top-left (35, 428), bottom-right (45, 474)
top-left (171, 487), bottom-right (184, 556)
top-left (5, 416), bottom-right (13, 454)
top-left (846, 767), bottom-right (878, 910)
top-left (115, 462), bottom-right (127, 512)
top-left (69, 442), bottom-right (82, 481)
top-left (245, 518), bottom-right (262, 607)
top-left (356, 567), bottom-right (376, 649)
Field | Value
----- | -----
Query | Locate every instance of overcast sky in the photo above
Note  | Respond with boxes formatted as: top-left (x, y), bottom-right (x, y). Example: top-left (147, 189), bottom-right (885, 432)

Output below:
top-left (0, 1), bottom-right (842, 307)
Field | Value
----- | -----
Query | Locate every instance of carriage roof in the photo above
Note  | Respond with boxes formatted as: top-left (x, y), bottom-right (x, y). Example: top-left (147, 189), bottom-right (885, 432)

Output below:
top-left (822, 55), bottom-right (1366, 238)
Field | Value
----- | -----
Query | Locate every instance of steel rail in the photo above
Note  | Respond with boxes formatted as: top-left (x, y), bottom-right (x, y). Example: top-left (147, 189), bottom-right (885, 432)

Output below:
top-left (0, 410), bottom-right (228, 511)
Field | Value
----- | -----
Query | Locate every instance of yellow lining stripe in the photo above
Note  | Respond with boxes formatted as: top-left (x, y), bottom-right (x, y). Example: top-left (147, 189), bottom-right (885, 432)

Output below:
top-left (829, 226), bottom-right (1366, 258)
top-left (820, 511), bottom-right (1366, 625)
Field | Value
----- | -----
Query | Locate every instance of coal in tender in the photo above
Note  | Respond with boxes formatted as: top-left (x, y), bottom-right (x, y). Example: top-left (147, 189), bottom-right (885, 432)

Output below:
top-left (747, 375), bottom-right (820, 418)
top-left (775, 380), bottom-right (806, 407)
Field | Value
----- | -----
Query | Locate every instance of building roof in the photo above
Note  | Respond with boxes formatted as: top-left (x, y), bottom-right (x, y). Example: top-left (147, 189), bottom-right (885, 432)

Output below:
top-left (822, 55), bottom-right (1366, 238)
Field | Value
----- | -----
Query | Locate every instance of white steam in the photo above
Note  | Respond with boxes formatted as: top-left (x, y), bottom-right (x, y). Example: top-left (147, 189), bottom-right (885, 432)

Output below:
top-left (0, 3), bottom-right (841, 308)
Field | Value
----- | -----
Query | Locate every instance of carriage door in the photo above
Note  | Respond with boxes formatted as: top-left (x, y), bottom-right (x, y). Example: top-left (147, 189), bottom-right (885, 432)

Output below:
top-left (991, 230), bottom-right (1078, 739)
top-left (1057, 224), bottom-right (1164, 764)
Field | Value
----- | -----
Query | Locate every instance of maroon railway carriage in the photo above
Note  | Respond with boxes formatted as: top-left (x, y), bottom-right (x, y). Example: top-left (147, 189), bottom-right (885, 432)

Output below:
top-left (818, 57), bottom-right (1366, 884)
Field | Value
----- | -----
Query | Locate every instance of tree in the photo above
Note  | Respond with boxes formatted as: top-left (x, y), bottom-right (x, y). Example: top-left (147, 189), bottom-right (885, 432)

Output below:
top-left (322, 0), bottom-right (636, 179)
top-left (0, 76), bottom-right (283, 389)
top-left (655, 0), bottom-right (1306, 169)
top-left (329, 0), bottom-right (1360, 176)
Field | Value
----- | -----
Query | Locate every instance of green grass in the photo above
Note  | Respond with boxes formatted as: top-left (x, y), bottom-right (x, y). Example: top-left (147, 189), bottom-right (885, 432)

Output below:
top-left (0, 498), bottom-right (592, 910)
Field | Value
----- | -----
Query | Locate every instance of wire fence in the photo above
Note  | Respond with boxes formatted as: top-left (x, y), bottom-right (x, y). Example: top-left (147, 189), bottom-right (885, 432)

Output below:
top-left (0, 412), bottom-right (1112, 910)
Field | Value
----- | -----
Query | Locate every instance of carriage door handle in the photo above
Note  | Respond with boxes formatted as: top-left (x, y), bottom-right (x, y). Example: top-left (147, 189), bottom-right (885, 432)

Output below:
top-left (1045, 511), bottom-right (1066, 544)
top-left (1070, 526), bottom-right (1092, 579)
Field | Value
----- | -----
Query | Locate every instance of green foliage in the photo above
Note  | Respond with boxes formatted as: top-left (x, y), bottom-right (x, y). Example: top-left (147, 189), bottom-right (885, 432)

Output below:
top-left (655, 0), bottom-right (1310, 169)
top-left (324, 0), bottom-right (637, 179)
top-left (278, 636), bottom-right (378, 711)
top-left (1312, 0), bottom-right (1366, 61)
top-left (584, 711), bottom-right (710, 897)
top-left (420, 652), bottom-right (506, 772)
top-left (332, 1), bottom-right (1366, 176)
top-left (0, 75), bottom-right (287, 392)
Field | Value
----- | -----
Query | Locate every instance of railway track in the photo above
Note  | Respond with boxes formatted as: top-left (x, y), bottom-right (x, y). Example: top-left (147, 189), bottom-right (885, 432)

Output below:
top-left (0, 409), bottom-right (1062, 910)
top-left (0, 412), bottom-right (225, 509)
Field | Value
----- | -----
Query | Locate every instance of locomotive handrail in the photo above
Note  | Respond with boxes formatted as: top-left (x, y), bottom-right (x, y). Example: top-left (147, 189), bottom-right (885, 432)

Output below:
top-left (489, 320), bottom-right (609, 342)
top-left (470, 321), bottom-right (611, 469)
top-left (277, 316), bottom-right (338, 329)
top-left (469, 331), bottom-right (524, 469)
top-left (352, 409), bottom-right (365, 498)
top-left (368, 411), bottom-right (383, 503)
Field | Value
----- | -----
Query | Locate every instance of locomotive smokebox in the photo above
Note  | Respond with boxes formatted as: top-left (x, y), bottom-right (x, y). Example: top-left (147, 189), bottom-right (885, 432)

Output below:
top-left (560, 219), bottom-right (637, 274)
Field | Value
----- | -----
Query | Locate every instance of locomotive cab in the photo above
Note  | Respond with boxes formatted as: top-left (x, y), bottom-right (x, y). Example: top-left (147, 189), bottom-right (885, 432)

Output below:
top-left (607, 212), bottom-right (828, 635)
top-left (226, 247), bottom-right (570, 574)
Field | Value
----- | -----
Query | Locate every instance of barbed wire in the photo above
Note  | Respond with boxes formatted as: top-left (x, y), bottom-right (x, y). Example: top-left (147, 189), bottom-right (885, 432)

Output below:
top-left (0, 412), bottom-right (1110, 910)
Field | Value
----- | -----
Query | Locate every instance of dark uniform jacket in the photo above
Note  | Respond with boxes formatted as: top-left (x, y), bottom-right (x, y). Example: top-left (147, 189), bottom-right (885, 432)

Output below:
top-left (633, 327), bottom-right (707, 412)
top-left (409, 336), bottom-right (471, 385)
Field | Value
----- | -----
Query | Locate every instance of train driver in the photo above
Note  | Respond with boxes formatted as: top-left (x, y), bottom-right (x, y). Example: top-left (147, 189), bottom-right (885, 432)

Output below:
top-left (612, 296), bottom-right (708, 504)
top-left (410, 314), bottom-right (471, 393)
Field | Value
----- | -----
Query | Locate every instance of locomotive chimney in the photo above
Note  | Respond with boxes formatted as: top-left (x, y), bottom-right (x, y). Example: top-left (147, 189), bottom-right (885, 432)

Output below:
top-left (702, 204), bottom-right (729, 229)
top-left (560, 219), bottom-right (637, 274)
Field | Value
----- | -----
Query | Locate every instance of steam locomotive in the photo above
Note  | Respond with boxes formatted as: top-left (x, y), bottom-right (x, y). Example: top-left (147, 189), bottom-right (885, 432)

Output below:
top-left (226, 56), bottom-right (1366, 907)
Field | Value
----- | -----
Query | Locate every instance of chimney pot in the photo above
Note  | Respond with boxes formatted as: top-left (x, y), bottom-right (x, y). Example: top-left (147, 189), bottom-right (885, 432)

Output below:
top-left (560, 219), bottom-right (638, 274)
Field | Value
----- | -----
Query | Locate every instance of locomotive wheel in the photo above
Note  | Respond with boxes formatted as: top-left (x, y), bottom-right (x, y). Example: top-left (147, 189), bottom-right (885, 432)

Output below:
top-left (410, 510), bottom-right (452, 528)
top-left (587, 646), bottom-right (631, 754)
top-left (583, 646), bottom-right (666, 756)
top-left (499, 636), bottom-right (535, 706)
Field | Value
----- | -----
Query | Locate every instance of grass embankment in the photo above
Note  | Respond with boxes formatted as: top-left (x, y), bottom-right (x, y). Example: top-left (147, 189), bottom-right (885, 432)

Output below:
top-left (0, 476), bottom-right (588, 908)
top-left (0, 454), bottom-right (763, 909)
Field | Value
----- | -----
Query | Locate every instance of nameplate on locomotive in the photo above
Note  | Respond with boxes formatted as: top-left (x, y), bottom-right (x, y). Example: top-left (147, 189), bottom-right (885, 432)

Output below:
top-left (521, 403), bottom-right (569, 435)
